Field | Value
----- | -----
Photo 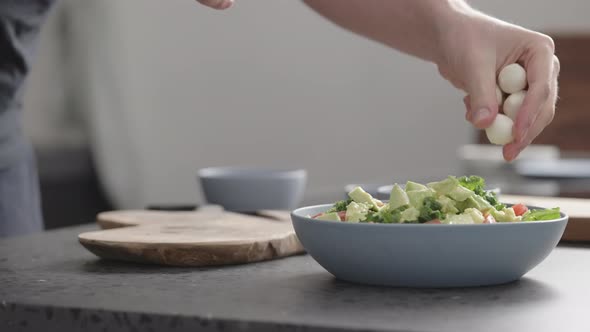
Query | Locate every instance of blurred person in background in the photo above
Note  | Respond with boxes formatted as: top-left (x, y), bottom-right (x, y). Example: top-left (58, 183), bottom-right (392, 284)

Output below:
top-left (0, 0), bottom-right (558, 237)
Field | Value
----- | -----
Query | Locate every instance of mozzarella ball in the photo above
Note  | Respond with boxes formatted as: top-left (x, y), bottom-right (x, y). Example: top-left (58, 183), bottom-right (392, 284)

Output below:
top-left (498, 64), bottom-right (527, 94)
top-left (485, 114), bottom-right (514, 145)
top-left (503, 90), bottom-right (526, 121)
top-left (496, 85), bottom-right (504, 107)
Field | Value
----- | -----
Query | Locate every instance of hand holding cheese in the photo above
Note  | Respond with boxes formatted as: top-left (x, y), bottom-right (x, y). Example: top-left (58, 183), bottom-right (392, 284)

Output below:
top-left (301, 0), bottom-right (559, 161)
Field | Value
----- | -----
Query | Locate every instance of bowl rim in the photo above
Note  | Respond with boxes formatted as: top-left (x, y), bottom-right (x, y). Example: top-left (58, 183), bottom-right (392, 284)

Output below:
top-left (292, 203), bottom-right (568, 227)
top-left (198, 166), bottom-right (307, 179)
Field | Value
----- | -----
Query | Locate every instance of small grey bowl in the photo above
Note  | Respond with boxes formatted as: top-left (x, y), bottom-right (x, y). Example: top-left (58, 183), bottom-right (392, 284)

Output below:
top-left (292, 204), bottom-right (567, 288)
top-left (198, 167), bottom-right (307, 212)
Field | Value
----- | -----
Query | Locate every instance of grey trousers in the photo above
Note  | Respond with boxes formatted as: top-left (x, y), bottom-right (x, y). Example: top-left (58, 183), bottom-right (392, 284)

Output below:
top-left (0, 143), bottom-right (43, 237)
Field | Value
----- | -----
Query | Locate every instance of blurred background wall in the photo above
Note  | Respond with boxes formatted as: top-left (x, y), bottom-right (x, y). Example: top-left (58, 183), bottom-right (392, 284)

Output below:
top-left (21, 0), bottom-right (590, 228)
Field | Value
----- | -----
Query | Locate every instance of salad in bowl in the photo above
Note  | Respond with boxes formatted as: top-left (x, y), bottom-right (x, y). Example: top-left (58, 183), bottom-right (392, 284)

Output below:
top-left (312, 176), bottom-right (560, 225)
top-left (293, 175), bottom-right (566, 287)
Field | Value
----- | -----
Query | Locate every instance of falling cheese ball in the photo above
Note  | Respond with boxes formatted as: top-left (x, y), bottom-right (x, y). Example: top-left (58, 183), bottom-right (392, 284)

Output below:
top-left (496, 85), bottom-right (504, 107)
top-left (498, 64), bottom-right (527, 94)
top-left (486, 114), bottom-right (514, 145)
top-left (503, 90), bottom-right (526, 121)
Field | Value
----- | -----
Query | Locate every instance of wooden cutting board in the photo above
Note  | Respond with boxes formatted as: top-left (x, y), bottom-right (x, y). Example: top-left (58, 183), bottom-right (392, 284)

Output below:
top-left (95, 205), bottom-right (225, 229)
top-left (79, 209), bottom-right (304, 267)
top-left (501, 194), bottom-right (590, 242)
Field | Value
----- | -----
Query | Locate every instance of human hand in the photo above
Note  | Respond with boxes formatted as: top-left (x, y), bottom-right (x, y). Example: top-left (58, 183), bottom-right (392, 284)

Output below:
top-left (435, 8), bottom-right (559, 161)
top-left (196, 0), bottom-right (234, 10)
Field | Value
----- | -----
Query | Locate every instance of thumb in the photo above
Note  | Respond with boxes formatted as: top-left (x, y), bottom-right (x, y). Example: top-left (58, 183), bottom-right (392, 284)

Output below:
top-left (465, 65), bottom-right (499, 129)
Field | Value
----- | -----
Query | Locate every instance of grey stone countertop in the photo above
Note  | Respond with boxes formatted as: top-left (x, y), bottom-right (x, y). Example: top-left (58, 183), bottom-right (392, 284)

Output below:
top-left (1, 224), bottom-right (590, 332)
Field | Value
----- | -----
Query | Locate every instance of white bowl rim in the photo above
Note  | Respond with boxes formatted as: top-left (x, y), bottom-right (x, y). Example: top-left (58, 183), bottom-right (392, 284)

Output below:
top-left (292, 203), bottom-right (568, 227)
top-left (198, 166), bottom-right (307, 179)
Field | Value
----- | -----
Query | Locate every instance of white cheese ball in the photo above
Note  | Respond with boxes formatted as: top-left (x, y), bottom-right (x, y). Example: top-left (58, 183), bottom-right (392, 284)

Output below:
top-left (498, 64), bottom-right (527, 94)
top-left (496, 85), bottom-right (504, 107)
top-left (485, 114), bottom-right (514, 145)
top-left (503, 90), bottom-right (526, 121)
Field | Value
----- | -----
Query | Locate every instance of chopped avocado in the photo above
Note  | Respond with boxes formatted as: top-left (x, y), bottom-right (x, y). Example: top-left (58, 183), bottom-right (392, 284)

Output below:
top-left (316, 212), bottom-right (341, 221)
top-left (428, 176), bottom-right (475, 201)
top-left (389, 184), bottom-right (410, 209)
top-left (372, 198), bottom-right (385, 209)
top-left (453, 199), bottom-right (471, 213)
top-left (427, 176), bottom-right (459, 195)
top-left (400, 207), bottom-right (420, 223)
top-left (436, 195), bottom-right (459, 214)
top-left (463, 208), bottom-right (485, 224)
top-left (443, 208), bottom-right (484, 224)
top-left (405, 181), bottom-right (428, 192)
top-left (445, 213), bottom-right (475, 224)
top-left (407, 189), bottom-right (435, 208)
top-left (346, 202), bottom-right (370, 222)
top-left (348, 186), bottom-right (379, 210)
top-left (464, 195), bottom-right (493, 212)
top-left (448, 185), bottom-right (474, 202)
top-left (491, 207), bottom-right (521, 222)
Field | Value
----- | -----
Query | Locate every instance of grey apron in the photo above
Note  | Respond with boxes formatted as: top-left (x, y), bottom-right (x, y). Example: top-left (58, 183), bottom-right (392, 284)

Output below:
top-left (0, 0), bottom-right (57, 237)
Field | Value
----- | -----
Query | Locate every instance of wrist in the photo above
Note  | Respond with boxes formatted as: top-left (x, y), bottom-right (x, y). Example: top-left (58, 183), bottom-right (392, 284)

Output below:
top-left (429, 0), bottom-right (477, 65)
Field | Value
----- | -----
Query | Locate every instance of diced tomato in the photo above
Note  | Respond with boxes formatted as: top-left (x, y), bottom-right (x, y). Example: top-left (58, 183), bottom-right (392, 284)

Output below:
top-left (425, 219), bottom-right (441, 224)
top-left (483, 213), bottom-right (496, 224)
top-left (512, 203), bottom-right (529, 216)
top-left (338, 211), bottom-right (347, 221)
top-left (311, 212), bottom-right (324, 219)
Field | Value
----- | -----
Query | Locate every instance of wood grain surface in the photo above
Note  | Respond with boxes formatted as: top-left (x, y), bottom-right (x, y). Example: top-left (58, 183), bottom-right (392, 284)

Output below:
top-left (501, 194), bottom-right (590, 242)
top-left (79, 208), bottom-right (304, 266)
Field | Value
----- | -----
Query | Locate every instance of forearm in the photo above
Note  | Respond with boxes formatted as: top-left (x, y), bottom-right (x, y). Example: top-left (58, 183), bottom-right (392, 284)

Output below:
top-left (303, 0), bottom-right (471, 64)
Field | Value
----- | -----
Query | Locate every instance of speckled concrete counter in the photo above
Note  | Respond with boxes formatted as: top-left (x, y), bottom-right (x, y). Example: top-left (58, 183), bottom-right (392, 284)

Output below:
top-left (1, 224), bottom-right (590, 332)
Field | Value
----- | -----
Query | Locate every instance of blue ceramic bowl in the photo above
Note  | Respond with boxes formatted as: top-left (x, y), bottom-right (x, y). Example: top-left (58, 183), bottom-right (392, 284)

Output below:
top-left (198, 167), bottom-right (307, 212)
top-left (291, 204), bottom-right (567, 288)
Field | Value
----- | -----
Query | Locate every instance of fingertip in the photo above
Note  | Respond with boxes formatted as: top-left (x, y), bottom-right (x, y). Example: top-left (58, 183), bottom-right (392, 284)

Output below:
top-left (503, 142), bottom-right (525, 162)
top-left (221, 0), bottom-right (234, 9)
top-left (471, 108), bottom-right (496, 129)
top-left (504, 150), bottom-right (514, 163)
top-left (502, 145), bottom-right (516, 162)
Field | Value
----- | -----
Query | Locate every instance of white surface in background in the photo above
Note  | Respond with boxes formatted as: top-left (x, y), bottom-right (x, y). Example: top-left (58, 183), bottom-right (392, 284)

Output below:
top-left (23, 0), bottom-right (590, 208)
top-left (90, 0), bottom-right (466, 207)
